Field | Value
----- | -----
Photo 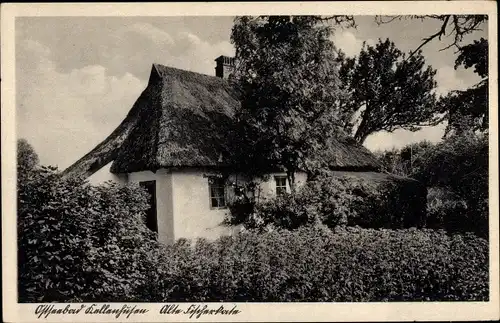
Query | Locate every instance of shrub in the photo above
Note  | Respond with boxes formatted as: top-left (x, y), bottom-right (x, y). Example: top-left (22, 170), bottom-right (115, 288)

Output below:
top-left (227, 172), bottom-right (426, 230)
top-left (149, 226), bottom-right (488, 302)
top-left (415, 133), bottom-right (488, 237)
top-left (17, 166), bottom-right (163, 302)
top-left (377, 133), bottom-right (488, 237)
top-left (426, 187), bottom-right (488, 237)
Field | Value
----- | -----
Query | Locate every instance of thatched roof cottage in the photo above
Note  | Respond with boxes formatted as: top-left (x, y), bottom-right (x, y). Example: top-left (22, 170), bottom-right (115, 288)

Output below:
top-left (63, 56), bottom-right (425, 244)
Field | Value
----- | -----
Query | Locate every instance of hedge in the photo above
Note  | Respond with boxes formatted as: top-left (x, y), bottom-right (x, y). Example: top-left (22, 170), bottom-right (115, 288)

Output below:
top-left (148, 226), bottom-right (488, 302)
top-left (18, 168), bottom-right (488, 302)
top-left (18, 166), bottom-right (164, 302)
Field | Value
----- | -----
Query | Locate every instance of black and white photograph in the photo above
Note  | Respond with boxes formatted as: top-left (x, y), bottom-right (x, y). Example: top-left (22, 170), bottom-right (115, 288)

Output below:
top-left (1, 2), bottom-right (498, 322)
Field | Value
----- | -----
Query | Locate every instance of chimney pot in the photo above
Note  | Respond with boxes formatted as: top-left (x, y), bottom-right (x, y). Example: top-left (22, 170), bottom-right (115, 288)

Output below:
top-left (215, 55), bottom-right (235, 79)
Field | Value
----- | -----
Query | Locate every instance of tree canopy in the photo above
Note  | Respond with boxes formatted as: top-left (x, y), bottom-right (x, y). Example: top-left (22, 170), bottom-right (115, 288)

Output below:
top-left (374, 15), bottom-right (488, 56)
top-left (337, 15), bottom-right (488, 139)
top-left (17, 138), bottom-right (39, 179)
top-left (229, 16), bottom-right (345, 189)
top-left (228, 15), bottom-right (488, 184)
top-left (438, 38), bottom-right (488, 135)
top-left (337, 39), bottom-right (439, 144)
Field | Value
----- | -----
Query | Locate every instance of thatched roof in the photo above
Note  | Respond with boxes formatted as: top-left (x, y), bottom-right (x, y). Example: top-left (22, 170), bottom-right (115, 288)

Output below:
top-left (316, 136), bottom-right (382, 171)
top-left (62, 63), bottom-right (381, 178)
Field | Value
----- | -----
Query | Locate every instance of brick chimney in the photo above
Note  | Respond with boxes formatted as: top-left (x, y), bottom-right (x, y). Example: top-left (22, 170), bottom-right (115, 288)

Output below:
top-left (215, 55), bottom-right (235, 79)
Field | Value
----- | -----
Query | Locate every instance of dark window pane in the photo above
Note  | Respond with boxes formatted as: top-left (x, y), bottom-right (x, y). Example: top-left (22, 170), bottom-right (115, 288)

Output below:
top-left (215, 187), bottom-right (224, 198)
top-left (139, 181), bottom-right (158, 234)
top-left (218, 197), bottom-right (226, 207)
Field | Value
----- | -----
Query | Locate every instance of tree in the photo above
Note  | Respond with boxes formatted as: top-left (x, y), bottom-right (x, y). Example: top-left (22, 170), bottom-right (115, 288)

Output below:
top-left (337, 39), bottom-right (438, 144)
top-left (371, 15), bottom-right (489, 136)
top-left (17, 138), bottom-right (39, 179)
top-left (414, 132), bottom-right (489, 237)
top-left (376, 140), bottom-right (435, 177)
top-left (375, 133), bottom-right (488, 237)
top-left (229, 16), bottom-right (344, 191)
top-left (455, 37), bottom-right (488, 79)
top-left (438, 38), bottom-right (488, 135)
top-left (374, 15), bottom-right (488, 56)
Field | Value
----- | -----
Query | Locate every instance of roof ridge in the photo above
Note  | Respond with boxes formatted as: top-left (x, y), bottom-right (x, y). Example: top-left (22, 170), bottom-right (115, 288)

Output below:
top-left (152, 63), bottom-right (223, 81)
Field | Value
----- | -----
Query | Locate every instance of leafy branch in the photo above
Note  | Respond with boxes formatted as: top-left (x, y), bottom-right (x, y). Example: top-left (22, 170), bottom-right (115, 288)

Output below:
top-left (375, 15), bottom-right (487, 57)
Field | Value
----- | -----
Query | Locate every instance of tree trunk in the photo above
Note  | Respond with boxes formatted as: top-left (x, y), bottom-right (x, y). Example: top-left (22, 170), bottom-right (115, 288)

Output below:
top-left (354, 114), bottom-right (368, 143)
top-left (354, 131), bottom-right (370, 144)
top-left (353, 101), bottom-right (373, 144)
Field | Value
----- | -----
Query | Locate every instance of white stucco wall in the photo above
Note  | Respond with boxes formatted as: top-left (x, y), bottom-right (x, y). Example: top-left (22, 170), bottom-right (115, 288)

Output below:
top-left (87, 162), bottom-right (127, 185)
top-left (118, 167), bottom-right (308, 244)
top-left (171, 169), bottom-right (239, 241)
top-left (170, 169), bottom-right (308, 241)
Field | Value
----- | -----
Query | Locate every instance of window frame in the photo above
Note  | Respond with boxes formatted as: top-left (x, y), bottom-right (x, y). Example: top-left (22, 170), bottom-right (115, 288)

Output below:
top-left (208, 177), bottom-right (227, 209)
top-left (275, 175), bottom-right (288, 197)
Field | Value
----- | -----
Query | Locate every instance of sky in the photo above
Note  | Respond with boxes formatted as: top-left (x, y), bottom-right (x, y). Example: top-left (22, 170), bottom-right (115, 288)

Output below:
top-left (16, 16), bottom-right (488, 169)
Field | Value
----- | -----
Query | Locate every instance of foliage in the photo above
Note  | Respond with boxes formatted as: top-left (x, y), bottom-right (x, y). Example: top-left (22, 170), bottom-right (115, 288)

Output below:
top-left (370, 16), bottom-right (488, 135)
top-left (375, 140), bottom-right (435, 177)
top-left (455, 37), bottom-right (488, 79)
top-left (376, 133), bottom-right (488, 237)
top-left (229, 16), bottom-right (345, 189)
top-left (440, 80), bottom-right (488, 135)
top-left (17, 138), bottom-right (40, 180)
top-left (148, 226), bottom-right (488, 302)
top-left (16, 141), bottom-right (486, 302)
top-left (374, 15), bottom-right (488, 56)
top-left (17, 166), bottom-right (164, 302)
top-left (337, 38), bottom-right (438, 143)
top-left (411, 133), bottom-right (488, 187)
top-left (226, 172), bottom-right (426, 230)
top-left (438, 38), bottom-right (488, 135)
top-left (426, 187), bottom-right (472, 233)
top-left (413, 133), bottom-right (488, 237)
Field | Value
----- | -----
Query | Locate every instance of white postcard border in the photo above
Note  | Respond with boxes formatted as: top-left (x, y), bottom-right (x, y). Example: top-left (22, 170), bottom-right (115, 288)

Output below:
top-left (2, 2), bottom-right (498, 322)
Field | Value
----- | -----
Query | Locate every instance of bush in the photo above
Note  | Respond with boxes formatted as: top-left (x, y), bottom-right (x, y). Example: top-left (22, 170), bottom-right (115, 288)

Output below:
top-left (426, 187), bottom-right (488, 237)
top-left (377, 133), bottom-right (488, 237)
top-left (227, 172), bottom-right (426, 230)
top-left (149, 226), bottom-right (488, 302)
top-left (18, 166), bottom-right (163, 302)
top-left (414, 133), bottom-right (488, 237)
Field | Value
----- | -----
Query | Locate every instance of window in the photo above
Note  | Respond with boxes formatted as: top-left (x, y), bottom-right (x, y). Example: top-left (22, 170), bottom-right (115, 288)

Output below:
top-left (209, 177), bottom-right (226, 208)
top-left (275, 176), bottom-right (287, 196)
